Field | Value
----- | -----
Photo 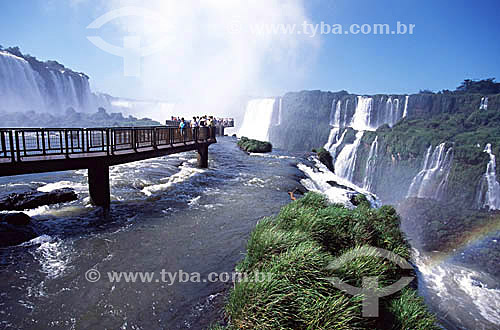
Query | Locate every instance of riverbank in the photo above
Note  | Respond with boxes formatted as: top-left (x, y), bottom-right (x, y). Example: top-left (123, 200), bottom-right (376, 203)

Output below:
top-left (212, 192), bottom-right (439, 329)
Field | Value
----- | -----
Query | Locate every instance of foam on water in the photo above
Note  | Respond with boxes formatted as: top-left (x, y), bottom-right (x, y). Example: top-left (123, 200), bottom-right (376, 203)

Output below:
top-left (298, 156), bottom-right (378, 208)
top-left (141, 161), bottom-right (205, 196)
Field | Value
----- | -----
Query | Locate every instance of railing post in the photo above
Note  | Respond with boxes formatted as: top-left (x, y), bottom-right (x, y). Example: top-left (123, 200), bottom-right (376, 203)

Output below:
top-left (41, 129), bottom-right (46, 155)
top-left (0, 131), bottom-right (6, 158)
top-left (153, 127), bottom-right (158, 150)
top-left (64, 130), bottom-right (69, 158)
top-left (106, 129), bottom-right (110, 156)
top-left (21, 131), bottom-right (26, 157)
top-left (59, 130), bottom-right (64, 155)
top-left (133, 128), bottom-right (137, 152)
top-left (9, 131), bottom-right (15, 162)
top-left (15, 131), bottom-right (21, 162)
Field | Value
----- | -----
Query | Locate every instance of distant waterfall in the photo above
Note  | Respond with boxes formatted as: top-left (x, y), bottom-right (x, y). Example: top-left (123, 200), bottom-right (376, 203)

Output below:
top-left (335, 131), bottom-right (364, 181)
top-left (0, 51), bottom-right (46, 112)
top-left (363, 136), bottom-right (379, 192)
top-left (475, 144), bottom-right (500, 210)
top-left (0, 50), bottom-right (95, 113)
top-left (480, 97), bottom-right (489, 110)
top-left (403, 95), bottom-right (409, 118)
top-left (238, 98), bottom-right (276, 141)
top-left (407, 143), bottom-right (454, 200)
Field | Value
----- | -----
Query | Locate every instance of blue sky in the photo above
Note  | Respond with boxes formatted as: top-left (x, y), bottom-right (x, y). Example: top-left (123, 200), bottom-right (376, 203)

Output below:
top-left (1, 0), bottom-right (500, 100)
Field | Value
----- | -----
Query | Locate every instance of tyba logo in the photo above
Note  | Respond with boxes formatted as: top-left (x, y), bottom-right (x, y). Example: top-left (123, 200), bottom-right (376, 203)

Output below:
top-left (87, 6), bottom-right (170, 77)
top-left (325, 245), bottom-right (414, 317)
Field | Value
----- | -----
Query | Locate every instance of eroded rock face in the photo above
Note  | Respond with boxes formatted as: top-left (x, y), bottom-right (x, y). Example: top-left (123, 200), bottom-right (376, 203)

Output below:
top-left (0, 188), bottom-right (78, 211)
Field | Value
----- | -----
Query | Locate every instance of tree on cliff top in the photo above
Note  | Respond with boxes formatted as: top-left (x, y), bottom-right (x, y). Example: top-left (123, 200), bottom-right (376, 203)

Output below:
top-left (456, 78), bottom-right (500, 94)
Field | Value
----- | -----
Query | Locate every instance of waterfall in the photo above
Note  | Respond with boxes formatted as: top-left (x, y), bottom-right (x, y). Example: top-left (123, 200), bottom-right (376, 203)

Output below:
top-left (407, 143), bottom-right (454, 200)
top-left (238, 98), bottom-right (276, 141)
top-left (475, 144), bottom-right (500, 210)
top-left (335, 131), bottom-right (364, 181)
top-left (324, 128), bottom-right (347, 159)
top-left (0, 50), bottom-right (96, 114)
top-left (403, 95), bottom-right (409, 118)
top-left (479, 97), bottom-right (489, 110)
top-left (0, 51), bottom-right (46, 112)
top-left (363, 136), bottom-right (379, 192)
top-left (277, 97), bottom-right (283, 126)
top-left (350, 97), bottom-right (374, 131)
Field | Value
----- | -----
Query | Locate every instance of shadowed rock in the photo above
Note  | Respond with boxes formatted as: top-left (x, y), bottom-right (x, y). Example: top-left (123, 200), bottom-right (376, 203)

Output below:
top-left (0, 188), bottom-right (78, 211)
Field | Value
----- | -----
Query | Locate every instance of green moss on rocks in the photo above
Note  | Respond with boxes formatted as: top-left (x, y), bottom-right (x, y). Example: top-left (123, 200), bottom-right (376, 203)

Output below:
top-left (237, 137), bottom-right (273, 153)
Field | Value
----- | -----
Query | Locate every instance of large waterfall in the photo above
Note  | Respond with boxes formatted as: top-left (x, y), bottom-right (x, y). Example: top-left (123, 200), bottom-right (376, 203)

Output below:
top-left (363, 136), bottom-right (379, 192)
top-left (0, 51), bottom-right (46, 112)
top-left (238, 98), bottom-right (276, 141)
top-left (334, 131), bottom-right (364, 181)
top-left (350, 96), bottom-right (375, 131)
top-left (407, 143), bottom-right (454, 200)
top-left (475, 143), bottom-right (500, 210)
top-left (0, 50), bottom-right (96, 114)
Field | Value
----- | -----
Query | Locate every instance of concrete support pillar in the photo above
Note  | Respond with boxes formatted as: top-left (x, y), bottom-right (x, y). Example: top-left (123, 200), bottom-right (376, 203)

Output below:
top-left (197, 144), bottom-right (209, 168)
top-left (88, 163), bottom-right (110, 208)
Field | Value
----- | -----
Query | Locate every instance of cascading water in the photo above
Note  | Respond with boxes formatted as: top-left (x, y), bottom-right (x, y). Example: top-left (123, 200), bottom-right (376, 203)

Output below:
top-left (363, 136), bottom-right (378, 192)
top-left (407, 143), bottom-right (454, 200)
top-left (0, 51), bottom-right (46, 112)
top-left (480, 97), bottom-right (489, 110)
top-left (238, 98), bottom-right (276, 141)
top-left (0, 50), bottom-right (95, 113)
top-left (334, 131), bottom-right (364, 181)
top-left (277, 97), bottom-right (282, 126)
top-left (403, 95), bottom-right (409, 118)
top-left (475, 143), bottom-right (500, 210)
top-left (350, 96), bottom-right (374, 131)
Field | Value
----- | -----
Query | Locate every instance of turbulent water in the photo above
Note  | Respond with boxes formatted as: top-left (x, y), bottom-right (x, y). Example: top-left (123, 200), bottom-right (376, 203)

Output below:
top-left (0, 137), bottom-right (307, 329)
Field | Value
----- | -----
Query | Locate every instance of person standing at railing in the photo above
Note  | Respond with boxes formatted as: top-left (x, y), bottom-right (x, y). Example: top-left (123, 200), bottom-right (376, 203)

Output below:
top-left (191, 117), bottom-right (199, 141)
top-left (179, 118), bottom-right (187, 142)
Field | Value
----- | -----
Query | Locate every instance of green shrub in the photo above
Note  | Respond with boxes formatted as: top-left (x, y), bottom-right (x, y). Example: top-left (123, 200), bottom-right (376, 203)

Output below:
top-left (237, 136), bottom-right (273, 153)
top-left (215, 192), bottom-right (438, 330)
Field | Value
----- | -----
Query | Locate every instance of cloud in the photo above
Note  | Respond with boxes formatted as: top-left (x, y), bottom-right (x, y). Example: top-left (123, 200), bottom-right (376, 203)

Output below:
top-left (95, 0), bottom-right (320, 117)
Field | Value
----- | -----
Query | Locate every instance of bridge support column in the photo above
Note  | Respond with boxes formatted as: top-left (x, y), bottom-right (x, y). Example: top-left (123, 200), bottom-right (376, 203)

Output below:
top-left (197, 144), bottom-right (209, 168)
top-left (88, 164), bottom-right (110, 208)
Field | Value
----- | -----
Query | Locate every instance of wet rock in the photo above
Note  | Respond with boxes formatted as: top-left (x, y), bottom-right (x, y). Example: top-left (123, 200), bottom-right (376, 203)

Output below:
top-left (0, 212), bottom-right (31, 225)
top-left (0, 188), bottom-right (78, 211)
top-left (0, 213), bottom-right (37, 247)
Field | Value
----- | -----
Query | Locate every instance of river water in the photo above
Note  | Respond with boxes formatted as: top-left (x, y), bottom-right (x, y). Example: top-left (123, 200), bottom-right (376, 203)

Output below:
top-left (0, 137), bottom-right (306, 329)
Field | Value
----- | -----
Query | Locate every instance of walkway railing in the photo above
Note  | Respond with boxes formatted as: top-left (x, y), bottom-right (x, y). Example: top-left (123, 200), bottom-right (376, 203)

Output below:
top-left (0, 126), bottom-right (215, 162)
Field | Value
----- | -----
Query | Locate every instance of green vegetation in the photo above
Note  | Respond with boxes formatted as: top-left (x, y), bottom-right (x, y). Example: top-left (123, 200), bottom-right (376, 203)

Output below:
top-left (213, 192), bottom-right (439, 330)
top-left (352, 103), bottom-right (500, 207)
top-left (238, 137), bottom-right (273, 153)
